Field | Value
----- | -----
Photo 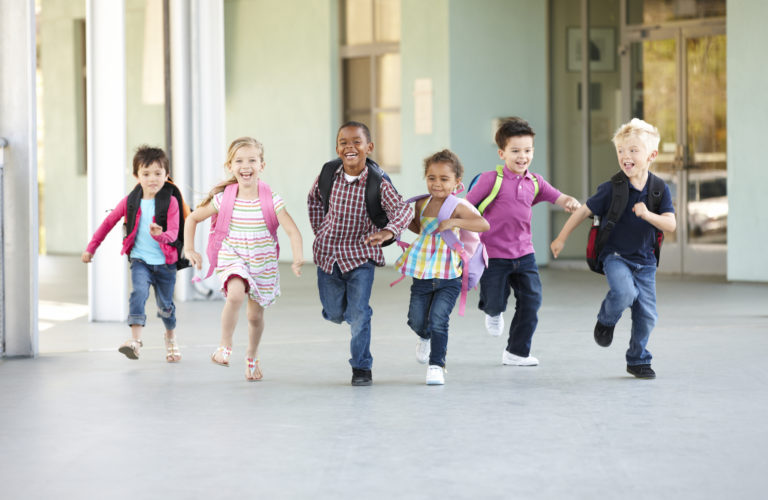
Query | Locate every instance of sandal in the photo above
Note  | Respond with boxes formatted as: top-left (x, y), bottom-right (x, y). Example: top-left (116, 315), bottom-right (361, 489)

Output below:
top-left (211, 346), bottom-right (232, 366)
top-left (164, 335), bottom-right (182, 363)
top-left (118, 339), bottom-right (143, 360)
top-left (245, 358), bottom-right (263, 381)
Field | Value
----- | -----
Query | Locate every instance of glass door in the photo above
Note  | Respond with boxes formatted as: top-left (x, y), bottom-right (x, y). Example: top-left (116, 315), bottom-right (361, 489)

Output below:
top-left (623, 21), bottom-right (726, 275)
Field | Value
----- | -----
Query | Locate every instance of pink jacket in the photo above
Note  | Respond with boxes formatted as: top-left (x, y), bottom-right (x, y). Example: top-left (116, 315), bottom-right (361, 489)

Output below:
top-left (86, 195), bottom-right (180, 264)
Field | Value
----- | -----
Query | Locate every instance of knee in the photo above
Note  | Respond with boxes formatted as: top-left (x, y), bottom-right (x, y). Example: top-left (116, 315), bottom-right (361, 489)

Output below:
top-left (247, 308), bottom-right (264, 326)
top-left (158, 305), bottom-right (175, 319)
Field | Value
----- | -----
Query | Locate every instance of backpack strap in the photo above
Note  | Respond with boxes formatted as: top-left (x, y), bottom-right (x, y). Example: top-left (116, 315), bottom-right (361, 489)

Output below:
top-left (124, 184), bottom-right (143, 241)
top-left (476, 165), bottom-right (505, 214)
top-left (437, 195), bottom-right (472, 316)
top-left (258, 180), bottom-right (280, 258)
top-left (595, 171), bottom-right (630, 256)
top-left (194, 182), bottom-right (238, 282)
top-left (646, 172), bottom-right (666, 266)
top-left (153, 183), bottom-right (172, 230)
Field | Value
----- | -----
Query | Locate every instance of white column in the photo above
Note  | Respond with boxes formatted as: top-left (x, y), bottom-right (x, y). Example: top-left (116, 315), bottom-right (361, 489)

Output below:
top-left (0, 0), bottom-right (38, 357)
top-left (86, 0), bottom-right (128, 321)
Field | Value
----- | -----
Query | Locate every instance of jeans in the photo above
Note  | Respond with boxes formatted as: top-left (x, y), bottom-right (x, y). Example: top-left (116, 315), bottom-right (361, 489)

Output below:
top-left (316, 261), bottom-right (375, 370)
top-left (598, 253), bottom-right (657, 366)
top-left (407, 277), bottom-right (462, 368)
top-left (478, 253), bottom-right (542, 357)
top-left (127, 259), bottom-right (177, 330)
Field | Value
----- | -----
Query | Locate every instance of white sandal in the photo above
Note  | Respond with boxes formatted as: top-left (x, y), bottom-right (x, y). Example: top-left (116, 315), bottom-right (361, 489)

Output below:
top-left (211, 346), bottom-right (232, 366)
top-left (164, 335), bottom-right (182, 363)
top-left (118, 339), bottom-right (143, 360)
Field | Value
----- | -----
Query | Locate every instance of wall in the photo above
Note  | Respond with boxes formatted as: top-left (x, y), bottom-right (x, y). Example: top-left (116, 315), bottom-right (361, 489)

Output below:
top-left (727, 1), bottom-right (768, 282)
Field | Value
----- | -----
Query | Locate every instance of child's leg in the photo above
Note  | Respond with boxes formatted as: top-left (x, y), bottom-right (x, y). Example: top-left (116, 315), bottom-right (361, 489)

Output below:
top-left (598, 255), bottom-right (638, 327)
top-left (245, 299), bottom-right (265, 359)
top-left (627, 264), bottom-right (657, 366)
top-left (425, 278), bottom-right (461, 367)
top-left (407, 278), bottom-right (434, 339)
top-left (506, 254), bottom-right (542, 358)
top-left (342, 261), bottom-right (375, 370)
top-left (316, 264), bottom-right (347, 324)
top-left (127, 260), bottom-right (151, 335)
top-left (214, 276), bottom-right (247, 363)
top-left (152, 264), bottom-right (180, 362)
top-left (477, 259), bottom-right (513, 316)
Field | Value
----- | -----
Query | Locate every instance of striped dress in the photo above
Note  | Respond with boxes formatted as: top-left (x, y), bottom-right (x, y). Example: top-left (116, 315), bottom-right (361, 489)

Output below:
top-left (212, 191), bottom-right (285, 307)
top-left (395, 198), bottom-right (462, 280)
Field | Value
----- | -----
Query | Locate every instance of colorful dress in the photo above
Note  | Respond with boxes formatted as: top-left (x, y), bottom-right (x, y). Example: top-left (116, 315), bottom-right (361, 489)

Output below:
top-left (212, 191), bottom-right (284, 306)
top-left (395, 197), bottom-right (462, 279)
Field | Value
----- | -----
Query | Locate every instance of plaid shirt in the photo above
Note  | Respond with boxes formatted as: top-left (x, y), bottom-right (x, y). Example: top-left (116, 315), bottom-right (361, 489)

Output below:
top-left (308, 164), bottom-right (413, 274)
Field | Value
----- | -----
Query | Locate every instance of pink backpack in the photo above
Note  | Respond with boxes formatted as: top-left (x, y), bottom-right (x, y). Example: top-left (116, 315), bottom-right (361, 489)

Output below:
top-left (194, 181), bottom-right (279, 282)
top-left (392, 194), bottom-right (488, 315)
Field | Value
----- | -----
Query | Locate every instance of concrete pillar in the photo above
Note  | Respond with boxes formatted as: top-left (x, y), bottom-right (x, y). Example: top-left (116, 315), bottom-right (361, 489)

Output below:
top-left (86, 0), bottom-right (128, 321)
top-left (0, 0), bottom-right (39, 357)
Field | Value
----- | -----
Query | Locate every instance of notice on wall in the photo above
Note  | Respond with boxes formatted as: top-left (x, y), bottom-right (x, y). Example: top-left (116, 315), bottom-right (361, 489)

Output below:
top-left (414, 78), bottom-right (433, 135)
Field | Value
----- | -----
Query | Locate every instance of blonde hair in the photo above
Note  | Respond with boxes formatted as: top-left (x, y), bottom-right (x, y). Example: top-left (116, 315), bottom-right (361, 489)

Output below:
top-left (198, 137), bottom-right (264, 207)
top-left (612, 118), bottom-right (661, 153)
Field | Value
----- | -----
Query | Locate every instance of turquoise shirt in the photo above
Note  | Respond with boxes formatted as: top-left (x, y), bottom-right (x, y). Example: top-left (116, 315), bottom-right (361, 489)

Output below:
top-left (129, 199), bottom-right (166, 265)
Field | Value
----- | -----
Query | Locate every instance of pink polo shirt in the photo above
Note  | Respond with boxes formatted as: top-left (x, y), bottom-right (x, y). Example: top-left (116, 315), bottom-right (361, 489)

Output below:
top-left (465, 167), bottom-right (561, 259)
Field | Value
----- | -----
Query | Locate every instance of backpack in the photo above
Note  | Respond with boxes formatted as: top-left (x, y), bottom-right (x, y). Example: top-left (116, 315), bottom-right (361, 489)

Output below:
top-left (391, 194), bottom-right (488, 316)
top-left (467, 165), bottom-right (539, 214)
top-left (125, 180), bottom-right (191, 270)
top-left (586, 171), bottom-right (666, 274)
top-left (317, 157), bottom-right (397, 246)
top-left (193, 181), bottom-right (280, 282)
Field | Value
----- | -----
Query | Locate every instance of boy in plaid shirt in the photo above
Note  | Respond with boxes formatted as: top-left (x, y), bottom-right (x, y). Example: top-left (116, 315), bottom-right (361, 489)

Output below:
top-left (308, 122), bottom-right (412, 386)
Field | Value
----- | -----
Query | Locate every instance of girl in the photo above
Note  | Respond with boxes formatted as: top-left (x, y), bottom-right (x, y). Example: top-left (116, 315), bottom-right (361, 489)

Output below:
top-left (395, 149), bottom-right (489, 385)
top-left (184, 137), bottom-right (303, 381)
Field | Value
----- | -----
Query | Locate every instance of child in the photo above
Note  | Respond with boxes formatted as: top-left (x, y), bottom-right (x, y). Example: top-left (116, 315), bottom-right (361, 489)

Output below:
top-left (550, 118), bottom-right (676, 379)
top-left (307, 121), bottom-right (412, 386)
top-left (82, 145), bottom-right (185, 362)
top-left (395, 149), bottom-right (489, 385)
top-left (466, 117), bottom-right (581, 366)
top-left (184, 137), bottom-right (303, 381)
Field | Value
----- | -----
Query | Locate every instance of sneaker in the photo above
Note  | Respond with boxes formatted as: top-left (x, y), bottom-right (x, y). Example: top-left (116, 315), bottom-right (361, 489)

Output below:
top-left (426, 365), bottom-right (445, 385)
top-left (485, 313), bottom-right (504, 337)
top-left (502, 350), bottom-right (539, 366)
top-left (416, 337), bottom-right (430, 364)
top-left (594, 321), bottom-right (615, 347)
top-left (351, 368), bottom-right (373, 386)
top-left (627, 364), bottom-right (656, 379)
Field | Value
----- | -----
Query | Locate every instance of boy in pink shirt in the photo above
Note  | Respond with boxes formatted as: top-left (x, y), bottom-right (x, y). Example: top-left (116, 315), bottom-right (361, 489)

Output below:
top-left (466, 117), bottom-right (580, 366)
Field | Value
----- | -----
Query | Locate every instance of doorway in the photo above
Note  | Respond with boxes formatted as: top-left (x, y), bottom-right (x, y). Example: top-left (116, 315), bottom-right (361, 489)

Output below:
top-left (622, 19), bottom-right (726, 274)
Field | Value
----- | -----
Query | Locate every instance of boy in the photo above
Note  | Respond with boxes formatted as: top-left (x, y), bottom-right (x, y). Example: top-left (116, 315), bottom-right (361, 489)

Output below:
top-left (307, 121), bottom-right (412, 386)
top-left (82, 146), bottom-right (186, 362)
top-left (466, 117), bottom-right (581, 366)
top-left (550, 118), bottom-right (676, 379)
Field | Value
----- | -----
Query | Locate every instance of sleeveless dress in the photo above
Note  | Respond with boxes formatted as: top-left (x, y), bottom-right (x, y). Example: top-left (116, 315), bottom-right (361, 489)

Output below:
top-left (212, 191), bottom-right (285, 306)
top-left (395, 197), bottom-right (462, 279)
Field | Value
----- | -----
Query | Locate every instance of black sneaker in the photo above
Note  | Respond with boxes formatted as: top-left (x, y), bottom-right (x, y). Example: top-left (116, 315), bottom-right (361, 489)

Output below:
top-left (593, 321), bottom-right (615, 347)
top-left (351, 368), bottom-right (372, 386)
top-left (627, 364), bottom-right (656, 379)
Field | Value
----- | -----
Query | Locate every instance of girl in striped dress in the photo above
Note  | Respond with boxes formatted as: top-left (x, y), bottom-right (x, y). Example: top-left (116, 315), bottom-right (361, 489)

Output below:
top-left (395, 150), bottom-right (489, 385)
top-left (185, 137), bottom-right (303, 381)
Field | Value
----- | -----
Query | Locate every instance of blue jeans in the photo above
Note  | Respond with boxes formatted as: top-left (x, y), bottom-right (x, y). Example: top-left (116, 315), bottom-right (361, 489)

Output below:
top-left (407, 277), bottom-right (461, 368)
top-left (478, 254), bottom-right (542, 357)
top-left (598, 253), bottom-right (657, 366)
top-left (316, 261), bottom-right (375, 370)
top-left (128, 259), bottom-right (177, 330)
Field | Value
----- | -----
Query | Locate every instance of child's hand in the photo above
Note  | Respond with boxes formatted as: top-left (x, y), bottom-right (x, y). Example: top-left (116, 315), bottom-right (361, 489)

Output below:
top-left (632, 202), bottom-right (649, 219)
top-left (550, 239), bottom-right (564, 259)
top-left (365, 230), bottom-right (394, 246)
top-left (81, 251), bottom-right (93, 263)
top-left (185, 249), bottom-right (203, 270)
top-left (563, 196), bottom-right (582, 213)
top-left (436, 218), bottom-right (458, 233)
top-left (291, 258), bottom-right (304, 277)
top-left (149, 222), bottom-right (163, 236)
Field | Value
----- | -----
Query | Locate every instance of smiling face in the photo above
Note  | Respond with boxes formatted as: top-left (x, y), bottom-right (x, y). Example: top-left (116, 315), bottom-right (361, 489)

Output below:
top-left (227, 144), bottom-right (264, 187)
top-left (336, 125), bottom-right (373, 175)
top-left (498, 135), bottom-right (534, 175)
top-left (425, 161), bottom-right (461, 201)
top-left (615, 134), bottom-right (657, 183)
top-left (135, 161), bottom-right (169, 199)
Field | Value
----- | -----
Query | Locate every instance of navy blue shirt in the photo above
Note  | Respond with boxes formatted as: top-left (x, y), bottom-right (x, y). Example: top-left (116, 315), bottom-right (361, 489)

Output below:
top-left (586, 175), bottom-right (675, 265)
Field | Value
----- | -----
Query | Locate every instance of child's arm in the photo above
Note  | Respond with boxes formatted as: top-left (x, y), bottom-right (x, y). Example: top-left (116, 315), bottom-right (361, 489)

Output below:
top-left (366, 180), bottom-right (414, 246)
top-left (82, 197), bottom-right (128, 263)
top-left (554, 193), bottom-right (582, 213)
top-left (406, 199), bottom-right (424, 234)
top-left (307, 177), bottom-right (324, 235)
top-left (632, 203), bottom-right (677, 233)
top-left (550, 204), bottom-right (593, 258)
top-left (276, 208), bottom-right (305, 277)
top-left (437, 202), bottom-right (490, 233)
top-left (183, 202), bottom-right (218, 270)
top-left (149, 196), bottom-right (180, 243)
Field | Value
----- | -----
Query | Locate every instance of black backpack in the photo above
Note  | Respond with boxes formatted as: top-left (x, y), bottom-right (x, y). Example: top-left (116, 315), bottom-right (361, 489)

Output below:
top-left (586, 172), bottom-right (666, 274)
top-left (125, 181), bottom-right (191, 270)
top-left (317, 157), bottom-right (396, 246)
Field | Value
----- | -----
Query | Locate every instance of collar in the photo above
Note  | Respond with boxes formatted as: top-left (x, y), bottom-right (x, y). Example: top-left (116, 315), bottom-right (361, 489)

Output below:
top-left (335, 163), bottom-right (369, 184)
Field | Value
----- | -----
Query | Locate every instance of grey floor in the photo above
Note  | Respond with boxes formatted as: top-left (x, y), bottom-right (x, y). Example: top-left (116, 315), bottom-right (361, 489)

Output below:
top-left (2, 256), bottom-right (768, 499)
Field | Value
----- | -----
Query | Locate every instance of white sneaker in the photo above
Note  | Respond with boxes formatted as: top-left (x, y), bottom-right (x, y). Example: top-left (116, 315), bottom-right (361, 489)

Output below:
top-left (485, 313), bottom-right (504, 337)
top-left (426, 365), bottom-right (445, 385)
top-left (502, 350), bottom-right (539, 366)
top-left (416, 337), bottom-right (430, 364)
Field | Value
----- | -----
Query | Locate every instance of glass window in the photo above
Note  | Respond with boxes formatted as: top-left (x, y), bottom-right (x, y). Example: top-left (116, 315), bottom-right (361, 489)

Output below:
top-left (627, 0), bottom-right (725, 25)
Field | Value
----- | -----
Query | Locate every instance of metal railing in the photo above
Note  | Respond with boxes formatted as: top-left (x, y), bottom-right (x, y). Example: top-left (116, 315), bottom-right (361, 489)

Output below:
top-left (0, 137), bottom-right (7, 356)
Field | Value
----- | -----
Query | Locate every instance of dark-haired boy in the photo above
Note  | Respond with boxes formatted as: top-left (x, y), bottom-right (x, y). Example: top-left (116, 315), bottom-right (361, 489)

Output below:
top-left (466, 117), bottom-right (581, 366)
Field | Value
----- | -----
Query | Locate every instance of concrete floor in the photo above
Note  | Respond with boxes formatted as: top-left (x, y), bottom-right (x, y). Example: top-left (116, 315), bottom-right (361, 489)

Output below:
top-left (2, 255), bottom-right (768, 499)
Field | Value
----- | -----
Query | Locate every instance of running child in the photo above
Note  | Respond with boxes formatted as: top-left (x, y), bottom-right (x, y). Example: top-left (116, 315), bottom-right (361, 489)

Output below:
top-left (395, 149), bottom-right (489, 385)
top-left (82, 145), bottom-right (186, 362)
top-left (184, 137), bottom-right (303, 381)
